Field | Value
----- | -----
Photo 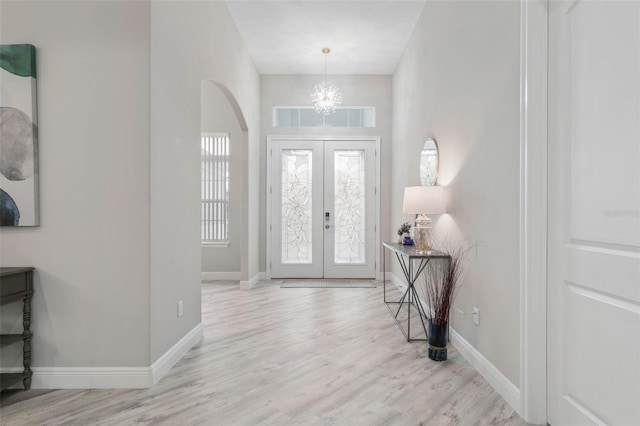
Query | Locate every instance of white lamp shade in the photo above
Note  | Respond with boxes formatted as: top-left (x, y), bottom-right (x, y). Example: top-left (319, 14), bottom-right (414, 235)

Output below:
top-left (402, 186), bottom-right (446, 214)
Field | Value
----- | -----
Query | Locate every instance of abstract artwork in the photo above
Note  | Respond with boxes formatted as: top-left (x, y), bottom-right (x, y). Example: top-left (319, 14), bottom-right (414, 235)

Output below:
top-left (0, 44), bottom-right (38, 226)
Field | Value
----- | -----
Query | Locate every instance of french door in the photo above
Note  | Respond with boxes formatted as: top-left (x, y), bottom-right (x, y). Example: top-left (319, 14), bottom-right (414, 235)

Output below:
top-left (547, 1), bottom-right (640, 424)
top-left (268, 137), bottom-right (378, 279)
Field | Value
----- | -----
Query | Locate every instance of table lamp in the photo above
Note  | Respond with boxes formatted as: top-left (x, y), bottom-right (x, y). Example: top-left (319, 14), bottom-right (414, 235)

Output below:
top-left (402, 186), bottom-right (446, 252)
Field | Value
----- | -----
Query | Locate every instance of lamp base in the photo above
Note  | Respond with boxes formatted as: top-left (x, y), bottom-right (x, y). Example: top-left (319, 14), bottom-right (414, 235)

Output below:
top-left (413, 214), bottom-right (433, 252)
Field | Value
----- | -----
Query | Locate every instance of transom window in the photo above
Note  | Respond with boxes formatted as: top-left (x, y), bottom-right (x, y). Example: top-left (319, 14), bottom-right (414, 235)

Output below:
top-left (273, 106), bottom-right (375, 128)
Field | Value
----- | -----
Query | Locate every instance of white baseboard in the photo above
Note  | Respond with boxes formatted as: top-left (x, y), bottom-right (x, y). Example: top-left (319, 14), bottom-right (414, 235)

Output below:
top-left (239, 272), bottom-right (266, 290)
top-left (150, 322), bottom-right (203, 386)
top-left (385, 271), bottom-right (521, 415)
top-left (28, 366), bottom-right (152, 389)
top-left (201, 272), bottom-right (241, 281)
top-left (449, 328), bottom-right (521, 414)
top-left (5, 323), bottom-right (204, 389)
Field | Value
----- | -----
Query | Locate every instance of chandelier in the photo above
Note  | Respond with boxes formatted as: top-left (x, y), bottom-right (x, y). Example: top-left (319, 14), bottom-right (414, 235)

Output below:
top-left (311, 47), bottom-right (342, 116)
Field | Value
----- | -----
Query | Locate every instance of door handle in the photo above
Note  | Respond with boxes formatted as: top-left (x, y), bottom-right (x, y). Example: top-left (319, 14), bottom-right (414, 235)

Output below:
top-left (325, 224), bottom-right (331, 229)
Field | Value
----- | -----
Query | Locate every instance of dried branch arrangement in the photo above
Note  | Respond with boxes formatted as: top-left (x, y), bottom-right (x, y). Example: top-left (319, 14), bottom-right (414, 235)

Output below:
top-left (420, 245), bottom-right (470, 325)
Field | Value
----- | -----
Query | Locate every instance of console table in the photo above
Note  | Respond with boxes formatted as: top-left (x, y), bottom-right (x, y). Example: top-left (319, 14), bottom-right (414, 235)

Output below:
top-left (383, 243), bottom-right (450, 342)
top-left (0, 267), bottom-right (34, 391)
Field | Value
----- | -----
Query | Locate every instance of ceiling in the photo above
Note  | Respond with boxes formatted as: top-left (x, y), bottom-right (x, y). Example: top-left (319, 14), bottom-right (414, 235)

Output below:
top-left (224, 1), bottom-right (427, 75)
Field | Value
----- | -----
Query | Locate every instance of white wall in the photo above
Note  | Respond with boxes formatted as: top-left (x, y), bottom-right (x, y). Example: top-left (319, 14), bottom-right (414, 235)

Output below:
top-left (392, 0), bottom-right (521, 386)
top-left (150, 1), bottom-right (260, 361)
top-left (0, 0), bottom-right (260, 382)
top-left (201, 81), bottom-right (241, 274)
top-left (260, 75), bottom-right (392, 273)
top-left (0, 1), bottom-right (151, 368)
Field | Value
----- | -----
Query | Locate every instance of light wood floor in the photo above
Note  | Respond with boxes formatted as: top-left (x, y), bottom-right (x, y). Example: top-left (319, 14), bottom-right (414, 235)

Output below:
top-left (0, 281), bottom-right (527, 425)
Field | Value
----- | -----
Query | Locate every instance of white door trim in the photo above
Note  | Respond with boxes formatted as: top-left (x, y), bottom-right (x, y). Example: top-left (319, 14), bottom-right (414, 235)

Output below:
top-left (519, 0), bottom-right (548, 423)
top-left (266, 135), bottom-right (381, 280)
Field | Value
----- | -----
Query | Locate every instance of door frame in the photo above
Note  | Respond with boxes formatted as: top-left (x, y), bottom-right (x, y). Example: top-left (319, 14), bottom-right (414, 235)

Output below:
top-left (519, 0), bottom-right (548, 423)
top-left (266, 135), bottom-right (381, 280)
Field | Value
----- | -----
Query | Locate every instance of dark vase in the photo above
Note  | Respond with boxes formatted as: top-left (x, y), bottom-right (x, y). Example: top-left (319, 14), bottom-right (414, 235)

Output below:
top-left (427, 320), bottom-right (448, 361)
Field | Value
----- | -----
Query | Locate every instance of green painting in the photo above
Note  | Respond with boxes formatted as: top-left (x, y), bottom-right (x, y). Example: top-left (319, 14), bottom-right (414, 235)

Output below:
top-left (0, 44), bottom-right (39, 226)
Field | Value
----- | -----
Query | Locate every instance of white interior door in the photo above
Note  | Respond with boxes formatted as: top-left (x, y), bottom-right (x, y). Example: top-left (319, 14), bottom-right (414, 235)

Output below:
top-left (548, 1), bottom-right (640, 425)
top-left (269, 138), bottom-right (377, 279)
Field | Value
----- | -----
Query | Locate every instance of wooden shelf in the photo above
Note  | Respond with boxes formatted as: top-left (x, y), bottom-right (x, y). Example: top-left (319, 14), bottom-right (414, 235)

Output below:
top-left (0, 267), bottom-right (34, 391)
top-left (0, 373), bottom-right (25, 390)
top-left (0, 333), bottom-right (30, 347)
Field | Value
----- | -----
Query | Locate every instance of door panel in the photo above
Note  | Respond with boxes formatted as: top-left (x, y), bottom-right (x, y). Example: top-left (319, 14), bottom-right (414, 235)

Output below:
top-left (548, 1), bottom-right (640, 424)
top-left (324, 141), bottom-right (376, 278)
top-left (270, 140), bottom-right (324, 278)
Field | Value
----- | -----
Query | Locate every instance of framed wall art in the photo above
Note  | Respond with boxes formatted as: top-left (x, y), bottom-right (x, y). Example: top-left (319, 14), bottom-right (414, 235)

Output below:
top-left (0, 44), bottom-right (39, 226)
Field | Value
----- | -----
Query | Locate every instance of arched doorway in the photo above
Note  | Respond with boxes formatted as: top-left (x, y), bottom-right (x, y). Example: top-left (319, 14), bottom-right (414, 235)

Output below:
top-left (200, 80), bottom-right (249, 282)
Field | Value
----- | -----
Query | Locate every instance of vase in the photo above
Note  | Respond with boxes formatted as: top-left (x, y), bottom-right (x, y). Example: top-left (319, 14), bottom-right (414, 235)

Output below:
top-left (427, 320), bottom-right (448, 361)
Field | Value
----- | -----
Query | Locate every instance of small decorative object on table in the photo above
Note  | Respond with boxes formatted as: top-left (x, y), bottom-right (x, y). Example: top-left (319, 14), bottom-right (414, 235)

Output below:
top-left (420, 245), bottom-right (468, 361)
top-left (402, 186), bottom-right (446, 253)
top-left (397, 221), bottom-right (412, 244)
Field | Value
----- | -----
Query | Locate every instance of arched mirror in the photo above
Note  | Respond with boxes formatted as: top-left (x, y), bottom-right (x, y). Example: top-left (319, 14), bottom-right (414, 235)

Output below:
top-left (420, 138), bottom-right (439, 185)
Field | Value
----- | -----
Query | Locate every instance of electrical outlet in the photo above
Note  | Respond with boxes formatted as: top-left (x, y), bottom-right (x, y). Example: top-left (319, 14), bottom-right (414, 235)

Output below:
top-left (177, 300), bottom-right (184, 317)
top-left (473, 307), bottom-right (480, 325)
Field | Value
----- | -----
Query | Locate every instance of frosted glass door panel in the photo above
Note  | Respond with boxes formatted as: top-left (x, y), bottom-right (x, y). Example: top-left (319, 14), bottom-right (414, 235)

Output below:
top-left (333, 150), bottom-right (366, 264)
top-left (324, 141), bottom-right (376, 279)
top-left (270, 140), bottom-right (324, 278)
top-left (281, 150), bottom-right (313, 264)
